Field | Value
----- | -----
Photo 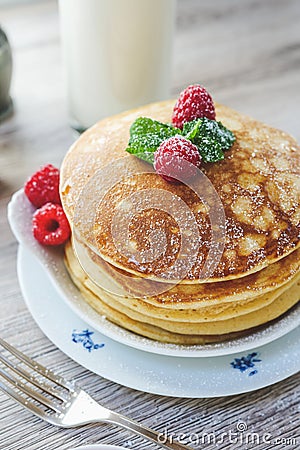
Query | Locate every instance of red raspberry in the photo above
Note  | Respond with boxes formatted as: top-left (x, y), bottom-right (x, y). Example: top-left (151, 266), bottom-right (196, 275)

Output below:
top-left (154, 136), bottom-right (201, 182)
top-left (172, 84), bottom-right (216, 129)
top-left (24, 164), bottom-right (61, 208)
top-left (32, 203), bottom-right (71, 246)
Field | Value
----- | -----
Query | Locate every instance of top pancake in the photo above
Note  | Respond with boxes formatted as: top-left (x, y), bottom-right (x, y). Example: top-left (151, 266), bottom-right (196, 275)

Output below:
top-left (60, 100), bottom-right (300, 283)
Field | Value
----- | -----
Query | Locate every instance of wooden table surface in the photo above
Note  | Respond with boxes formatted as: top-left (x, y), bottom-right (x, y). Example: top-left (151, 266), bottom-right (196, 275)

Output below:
top-left (1, 1), bottom-right (300, 449)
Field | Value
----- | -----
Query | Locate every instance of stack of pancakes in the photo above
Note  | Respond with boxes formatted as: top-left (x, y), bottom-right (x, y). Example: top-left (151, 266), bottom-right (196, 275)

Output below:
top-left (60, 100), bottom-right (300, 344)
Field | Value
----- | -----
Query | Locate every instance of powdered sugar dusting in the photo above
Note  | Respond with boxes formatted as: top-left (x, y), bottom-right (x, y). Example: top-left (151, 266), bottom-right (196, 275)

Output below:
top-left (8, 189), bottom-right (300, 358)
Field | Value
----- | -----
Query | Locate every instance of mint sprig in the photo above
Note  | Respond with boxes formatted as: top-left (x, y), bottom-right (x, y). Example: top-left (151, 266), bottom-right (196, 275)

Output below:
top-left (183, 117), bottom-right (235, 163)
top-left (125, 116), bottom-right (235, 164)
top-left (125, 117), bottom-right (181, 164)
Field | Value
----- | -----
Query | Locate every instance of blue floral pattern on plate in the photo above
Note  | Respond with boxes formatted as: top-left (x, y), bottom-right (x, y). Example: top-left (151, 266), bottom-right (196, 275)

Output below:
top-left (72, 329), bottom-right (105, 352)
top-left (230, 352), bottom-right (262, 376)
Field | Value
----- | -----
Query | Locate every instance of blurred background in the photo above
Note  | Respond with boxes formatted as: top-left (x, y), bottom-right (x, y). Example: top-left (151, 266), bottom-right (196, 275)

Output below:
top-left (0, 0), bottom-right (299, 197)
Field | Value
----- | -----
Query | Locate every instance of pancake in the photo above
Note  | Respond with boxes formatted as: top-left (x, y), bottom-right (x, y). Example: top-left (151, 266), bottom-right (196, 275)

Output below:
top-left (60, 96), bottom-right (300, 345)
top-left (64, 243), bottom-right (300, 343)
top-left (70, 238), bottom-right (300, 308)
top-left (60, 100), bottom-right (300, 283)
top-left (65, 241), bottom-right (300, 323)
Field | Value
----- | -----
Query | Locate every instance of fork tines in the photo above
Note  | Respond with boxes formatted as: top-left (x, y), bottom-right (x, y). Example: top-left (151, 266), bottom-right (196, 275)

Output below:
top-left (0, 337), bottom-right (74, 419)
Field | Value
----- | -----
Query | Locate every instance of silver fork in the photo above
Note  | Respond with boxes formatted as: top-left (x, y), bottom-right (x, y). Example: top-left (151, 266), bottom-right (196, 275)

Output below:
top-left (0, 337), bottom-right (193, 450)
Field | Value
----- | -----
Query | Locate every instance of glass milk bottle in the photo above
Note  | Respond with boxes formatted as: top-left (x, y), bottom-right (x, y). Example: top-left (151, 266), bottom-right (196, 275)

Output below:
top-left (59, 0), bottom-right (176, 132)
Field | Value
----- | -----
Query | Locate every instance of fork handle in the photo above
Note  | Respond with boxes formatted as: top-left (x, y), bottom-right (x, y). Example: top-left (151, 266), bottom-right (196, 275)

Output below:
top-left (103, 411), bottom-right (193, 450)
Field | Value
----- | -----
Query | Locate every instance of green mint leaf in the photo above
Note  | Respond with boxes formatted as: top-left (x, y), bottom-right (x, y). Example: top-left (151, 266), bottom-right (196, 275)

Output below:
top-left (126, 117), bottom-right (181, 164)
top-left (182, 120), bottom-right (200, 139)
top-left (183, 117), bottom-right (235, 163)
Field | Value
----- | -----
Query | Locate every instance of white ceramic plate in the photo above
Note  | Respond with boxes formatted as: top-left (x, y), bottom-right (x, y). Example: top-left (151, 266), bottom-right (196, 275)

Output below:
top-left (8, 190), bottom-right (300, 357)
top-left (16, 244), bottom-right (300, 397)
top-left (7, 189), bottom-right (300, 358)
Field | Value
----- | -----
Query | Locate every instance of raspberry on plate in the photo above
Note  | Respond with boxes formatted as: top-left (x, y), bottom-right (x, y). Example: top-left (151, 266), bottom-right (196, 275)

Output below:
top-left (32, 203), bottom-right (71, 246)
top-left (172, 84), bottom-right (216, 129)
top-left (154, 135), bottom-right (201, 182)
top-left (24, 164), bottom-right (61, 208)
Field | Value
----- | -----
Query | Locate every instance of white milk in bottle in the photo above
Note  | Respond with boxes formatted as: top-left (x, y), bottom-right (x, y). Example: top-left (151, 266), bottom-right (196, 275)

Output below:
top-left (59, 0), bottom-right (176, 131)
